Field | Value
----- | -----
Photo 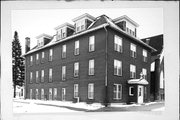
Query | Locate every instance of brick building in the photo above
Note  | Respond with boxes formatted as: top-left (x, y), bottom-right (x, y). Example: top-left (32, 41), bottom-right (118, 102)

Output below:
top-left (23, 13), bottom-right (156, 105)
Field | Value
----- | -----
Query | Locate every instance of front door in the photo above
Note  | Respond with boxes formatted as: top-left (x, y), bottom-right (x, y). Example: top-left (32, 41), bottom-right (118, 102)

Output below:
top-left (137, 85), bottom-right (144, 104)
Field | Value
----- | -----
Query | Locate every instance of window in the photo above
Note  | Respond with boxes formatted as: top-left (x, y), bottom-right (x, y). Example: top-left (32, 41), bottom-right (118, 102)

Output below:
top-left (130, 64), bottom-right (136, 78)
top-left (30, 89), bottom-right (32, 99)
top-left (76, 20), bottom-right (85, 32)
top-left (142, 68), bottom-right (147, 80)
top-left (49, 88), bottom-right (52, 100)
top-left (130, 43), bottom-right (136, 58)
top-left (49, 68), bottom-right (52, 82)
top-left (35, 89), bottom-right (38, 100)
top-left (114, 35), bottom-right (123, 52)
top-left (74, 62), bottom-right (79, 77)
top-left (30, 56), bottom-right (33, 66)
top-left (88, 83), bottom-right (94, 99)
top-left (41, 70), bottom-right (44, 82)
top-left (57, 27), bottom-right (66, 40)
top-left (62, 88), bottom-right (66, 101)
top-left (89, 59), bottom-right (94, 75)
top-left (74, 84), bottom-right (79, 98)
top-left (129, 86), bottom-right (134, 96)
top-left (41, 89), bottom-right (44, 100)
top-left (30, 72), bottom-right (33, 83)
top-left (74, 40), bottom-right (79, 55)
top-left (36, 54), bottom-right (39, 64)
top-left (143, 49), bottom-right (148, 62)
top-left (62, 66), bottom-right (66, 80)
top-left (113, 84), bottom-right (122, 100)
top-left (49, 49), bottom-right (53, 61)
top-left (62, 45), bottom-right (66, 58)
top-left (41, 52), bottom-right (44, 63)
top-left (54, 88), bottom-right (57, 100)
top-left (114, 59), bottom-right (122, 76)
top-left (36, 71), bottom-right (39, 83)
top-left (89, 36), bottom-right (95, 52)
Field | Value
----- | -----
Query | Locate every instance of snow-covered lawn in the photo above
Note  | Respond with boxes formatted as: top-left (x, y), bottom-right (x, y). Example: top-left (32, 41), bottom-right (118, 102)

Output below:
top-left (151, 107), bottom-right (165, 111)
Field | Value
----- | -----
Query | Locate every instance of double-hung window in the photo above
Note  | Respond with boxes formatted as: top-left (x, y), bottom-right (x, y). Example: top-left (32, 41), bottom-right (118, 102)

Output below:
top-left (74, 62), bottom-right (79, 77)
top-left (62, 88), bottom-right (66, 101)
top-left (114, 59), bottom-right (122, 76)
top-left (35, 89), bottom-right (38, 100)
top-left (62, 45), bottom-right (66, 58)
top-left (74, 40), bottom-right (79, 55)
top-left (142, 68), bottom-right (147, 80)
top-left (41, 89), bottom-right (44, 100)
top-left (114, 35), bottom-right (123, 52)
top-left (88, 83), bottom-right (94, 99)
top-left (89, 36), bottom-right (95, 52)
top-left (130, 43), bottom-right (136, 58)
top-left (41, 70), bottom-right (44, 82)
top-left (113, 84), bottom-right (122, 100)
top-left (30, 89), bottom-right (32, 99)
top-left (41, 52), bottom-right (44, 63)
top-left (49, 49), bottom-right (53, 61)
top-left (49, 88), bottom-right (52, 100)
top-left (74, 84), bottom-right (79, 98)
top-left (49, 68), bottom-right (52, 82)
top-left (62, 66), bottom-right (66, 80)
top-left (30, 56), bottom-right (33, 66)
top-left (130, 64), bottom-right (136, 78)
top-left (89, 59), bottom-right (94, 75)
top-left (143, 49), bottom-right (148, 62)
top-left (36, 71), bottom-right (39, 83)
top-left (36, 54), bottom-right (39, 64)
top-left (30, 72), bottom-right (33, 83)
top-left (53, 88), bottom-right (57, 100)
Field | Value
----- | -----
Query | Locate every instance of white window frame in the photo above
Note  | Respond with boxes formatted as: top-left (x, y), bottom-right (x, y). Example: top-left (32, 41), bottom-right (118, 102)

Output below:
top-left (30, 56), bottom-right (33, 66)
top-left (54, 88), bottom-right (57, 100)
top-left (142, 68), bottom-right (147, 80)
top-left (62, 66), bottom-right (66, 80)
top-left (130, 43), bottom-right (136, 58)
top-left (113, 84), bottom-right (122, 100)
top-left (76, 19), bottom-right (85, 33)
top-left (49, 88), bottom-right (52, 100)
top-left (30, 72), bottom-right (33, 83)
top-left (30, 89), bottom-right (32, 99)
top-left (74, 84), bottom-right (79, 98)
top-left (62, 44), bottom-right (66, 58)
top-left (89, 36), bottom-right (95, 52)
top-left (114, 35), bottom-right (123, 52)
top-left (89, 59), bottom-right (94, 75)
top-left (41, 70), bottom-right (44, 82)
top-left (36, 71), bottom-right (39, 83)
top-left (74, 40), bottom-right (79, 55)
top-left (129, 86), bottom-right (134, 96)
top-left (74, 62), bottom-right (79, 77)
top-left (41, 52), bottom-right (44, 63)
top-left (41, 88), bottom-right (44, 100)
top-left (143, 49), bottom-right (148, 62)
top-left (36, 53), bottom-right (39, 64)
top-left (49, 68), bottom-right (52, 82)
top-left (49, 49), bottom-right (53, 61)
top-left (130, 64), bottom-right (136, 78)
top-left (88, 83), bottom-right (94, 99)
top-left (35, 89), bottom-right (38, 100)
top-left (62, 88), bottom-right (66, 101)
top-left (114, 59), bottom-right (122, 76)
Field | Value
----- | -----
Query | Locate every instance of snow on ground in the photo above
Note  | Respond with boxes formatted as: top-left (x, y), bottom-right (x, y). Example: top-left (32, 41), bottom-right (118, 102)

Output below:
top-left (13, 101), bottom-right (78, 113)
top-left (151, 107), bottom-right (165, 111)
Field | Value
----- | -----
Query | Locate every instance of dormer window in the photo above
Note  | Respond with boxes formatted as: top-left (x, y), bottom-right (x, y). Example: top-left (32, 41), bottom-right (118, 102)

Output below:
top-left (55, 23), bottom-right (74, 41)
top-left (36, 34), bottom-right (52, 48)
top-left (72, 13), bottom-right (95, 33)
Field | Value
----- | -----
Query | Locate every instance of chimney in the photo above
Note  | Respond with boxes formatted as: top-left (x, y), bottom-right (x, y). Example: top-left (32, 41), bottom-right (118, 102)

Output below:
top-left (25, 37), bottom-right (30, 53)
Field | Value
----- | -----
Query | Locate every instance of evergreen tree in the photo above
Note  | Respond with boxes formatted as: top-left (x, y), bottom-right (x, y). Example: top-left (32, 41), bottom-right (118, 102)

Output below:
top-left (12, 31), bottom-right (25, 98)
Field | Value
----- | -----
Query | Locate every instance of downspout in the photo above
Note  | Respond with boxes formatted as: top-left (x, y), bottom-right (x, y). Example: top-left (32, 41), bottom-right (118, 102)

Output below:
top-left (103, 25), bottom-right (109, 107)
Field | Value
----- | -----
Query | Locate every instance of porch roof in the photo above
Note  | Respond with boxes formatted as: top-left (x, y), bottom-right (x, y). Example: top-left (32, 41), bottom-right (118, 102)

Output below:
top-left (127, 79), bottom-right (149, 85)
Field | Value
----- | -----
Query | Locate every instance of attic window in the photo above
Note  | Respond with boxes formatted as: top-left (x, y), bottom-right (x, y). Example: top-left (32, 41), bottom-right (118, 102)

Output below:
top-left (57, 27), bottom-right (66, 40)
top-left (38, 38), bottom-right (44, 47)
top-left (76, 19), bottom-right (85, 33)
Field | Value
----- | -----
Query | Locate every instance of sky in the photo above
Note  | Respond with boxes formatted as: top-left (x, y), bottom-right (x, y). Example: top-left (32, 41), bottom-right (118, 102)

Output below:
top-left (11, 8), bottom-right (163, 54)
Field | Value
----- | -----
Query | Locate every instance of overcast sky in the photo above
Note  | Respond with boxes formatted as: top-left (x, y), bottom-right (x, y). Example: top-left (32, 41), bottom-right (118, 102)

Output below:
top-left (11, 8), bottom-right (163, 54)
